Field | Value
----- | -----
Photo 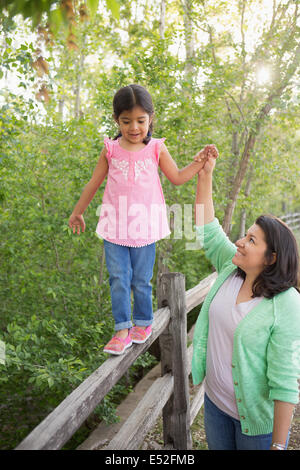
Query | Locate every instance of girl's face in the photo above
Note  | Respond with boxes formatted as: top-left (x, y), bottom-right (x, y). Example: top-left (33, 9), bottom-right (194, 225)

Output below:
top-left (116, 106), bottom-right (152, 144)
top-left (232, 224), bottom-right (274, 278)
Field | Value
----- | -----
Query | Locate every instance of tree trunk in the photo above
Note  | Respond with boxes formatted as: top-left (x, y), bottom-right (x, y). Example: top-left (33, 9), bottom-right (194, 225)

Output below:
top-left (74, 53), bottom-right (84, 119)
top-left (74, 33), bottom-right (86, 119)
top-left (182, 0), bottom-right (194, 77)
top-left (159, 0), bottom-right (166, 39)
top-left (238, 163), bottom-right (253, 239)
top-left (58, 98), bottom-right (64, 119)
top-left (222, 133), bottom-right (256, 234)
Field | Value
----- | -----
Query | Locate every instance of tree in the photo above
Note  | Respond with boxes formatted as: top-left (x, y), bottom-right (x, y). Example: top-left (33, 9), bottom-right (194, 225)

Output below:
top-left (1, 0), bottom-right (300, 450)
top-left (195, 0), bottom-right (300, 233)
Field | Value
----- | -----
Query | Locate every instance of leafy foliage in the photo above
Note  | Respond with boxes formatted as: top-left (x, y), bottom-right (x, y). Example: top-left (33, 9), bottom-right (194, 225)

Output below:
top-left (0, 0), bottom-right (120, 28)
top-left (0, 0), bottom-right (300, 450)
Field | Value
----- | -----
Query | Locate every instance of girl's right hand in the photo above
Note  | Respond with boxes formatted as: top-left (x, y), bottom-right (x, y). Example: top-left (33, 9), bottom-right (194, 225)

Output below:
top-left (194, 144), bottom-right (218, 163)
top-left (68, 213), bottom-right (86, 234)
top-left (197, 144), bottom-right (218, 175)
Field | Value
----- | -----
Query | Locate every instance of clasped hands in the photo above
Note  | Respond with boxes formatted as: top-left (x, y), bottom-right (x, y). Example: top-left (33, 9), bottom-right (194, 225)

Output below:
top-left (194, 144), bottom-right (218, 172)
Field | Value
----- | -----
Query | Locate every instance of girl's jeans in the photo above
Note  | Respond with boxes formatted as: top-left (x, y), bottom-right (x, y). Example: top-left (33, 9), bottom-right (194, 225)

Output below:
top-left (103, 240), bottom-right (156, 331)
top-left (204, 393), bottom-right (289, 450)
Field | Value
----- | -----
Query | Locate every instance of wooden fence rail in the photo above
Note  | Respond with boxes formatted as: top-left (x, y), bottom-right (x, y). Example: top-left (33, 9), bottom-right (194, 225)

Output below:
top-left (15, 271), bottom-right (217, 451)
top-left (280, 212), bottom-right (300, 231)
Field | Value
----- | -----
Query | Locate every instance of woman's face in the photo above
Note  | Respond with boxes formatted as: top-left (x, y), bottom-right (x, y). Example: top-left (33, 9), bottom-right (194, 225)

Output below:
top-left (232, 224), bottom-right (273, 277)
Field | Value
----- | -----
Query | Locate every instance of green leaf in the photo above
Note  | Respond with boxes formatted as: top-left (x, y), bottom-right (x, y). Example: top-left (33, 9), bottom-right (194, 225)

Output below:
top-left (87, 0), bottom-right (99, 18)
top-left (49, 8), bottom-right (64, 36)
top-left (48, 377), bottom-right (54, 388)
top-left (106, 0), bottom-right (120, 19)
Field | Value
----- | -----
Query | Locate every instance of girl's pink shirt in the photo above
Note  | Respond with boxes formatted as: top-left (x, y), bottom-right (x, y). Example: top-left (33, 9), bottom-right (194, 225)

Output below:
top-left (96, 137), bottom-right (171, 247)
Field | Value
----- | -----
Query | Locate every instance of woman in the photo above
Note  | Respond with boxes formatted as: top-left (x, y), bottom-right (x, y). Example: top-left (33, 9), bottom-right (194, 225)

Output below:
top-left (192, 147), bottom-right (300, 450)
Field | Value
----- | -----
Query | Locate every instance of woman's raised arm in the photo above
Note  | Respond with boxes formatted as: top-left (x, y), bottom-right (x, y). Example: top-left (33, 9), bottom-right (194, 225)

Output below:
top-left (194, 147), bottom-right (238, 272)
top-left (194, 148), bottom-right (217, 226)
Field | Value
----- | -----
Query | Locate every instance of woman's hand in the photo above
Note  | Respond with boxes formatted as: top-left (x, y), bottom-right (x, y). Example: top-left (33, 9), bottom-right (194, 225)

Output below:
top-left (200, 155), bottom-right (217, 175)
top-left (195, 145), bottom-right (218, 176)
top-left (68, 213), bottom-right (86, 235)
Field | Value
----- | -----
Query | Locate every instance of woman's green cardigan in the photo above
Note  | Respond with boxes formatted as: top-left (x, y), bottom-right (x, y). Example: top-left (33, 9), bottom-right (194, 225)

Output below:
top-left (192, 218), bottom-right (300, 436)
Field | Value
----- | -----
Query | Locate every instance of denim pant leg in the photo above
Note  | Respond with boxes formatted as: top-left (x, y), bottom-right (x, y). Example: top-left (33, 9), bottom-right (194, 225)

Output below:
top-left (235, 423), bottom-right (290, 450)
top-left (103, 240), bottom-right (132, 331)
top-left (204, 393), bottom-right (237, 450)
top-left (130, 243), bottom-right (156, 327)
top-left (234, 423), bottom-right (272, 450)
top-left (204, 393), bottom-right (290, 450)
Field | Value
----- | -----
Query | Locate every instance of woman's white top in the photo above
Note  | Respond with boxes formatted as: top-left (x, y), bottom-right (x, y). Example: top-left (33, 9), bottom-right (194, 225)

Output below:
top-left (205, 272), bottom-right (263, 419)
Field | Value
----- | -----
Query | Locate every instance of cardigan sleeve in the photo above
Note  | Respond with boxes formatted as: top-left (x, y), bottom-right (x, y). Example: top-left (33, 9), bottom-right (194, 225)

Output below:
top-left (195, 218), bottom-right (237, 273)
top-left (266, 290), bottom-right (300, 404)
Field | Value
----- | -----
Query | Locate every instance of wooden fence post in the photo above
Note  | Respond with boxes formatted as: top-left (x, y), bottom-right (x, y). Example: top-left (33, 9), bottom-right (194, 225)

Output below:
top-left (157, 272), bottom-right (192, 450)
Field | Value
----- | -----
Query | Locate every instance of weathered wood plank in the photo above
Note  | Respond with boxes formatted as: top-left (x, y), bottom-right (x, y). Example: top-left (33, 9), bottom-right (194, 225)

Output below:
top-left (16, 306), bottom-right (170, 450)
top-left (190, 384), bottom-right (205, 425)
top-left (104, 343), bottom-right (203, 450)
top-left (147, 271), bottom-right (216, 361)
top-left (280, 212), bottom-right (300, 231)
top-left (187, 322), bottom-right (205, 425)
top-left (281, 212), bottom-right (300, 219)
top-left (106, 373), bottom-right (174, 450)
top-left (158, 272), bottom-right (192, 450)
top-left (187, 343), bottom-right (193, 374)
top-left (185, 272), bottom-right (217, 313)
top-left (157, 276), bottom-right (173, 445)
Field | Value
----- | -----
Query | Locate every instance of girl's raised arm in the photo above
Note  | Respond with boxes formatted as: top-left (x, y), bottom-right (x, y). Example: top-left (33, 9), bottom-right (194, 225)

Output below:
top-left (158, 143), bottom-right (215, 186)
top-left (69, 148), bottom-right (108, 234)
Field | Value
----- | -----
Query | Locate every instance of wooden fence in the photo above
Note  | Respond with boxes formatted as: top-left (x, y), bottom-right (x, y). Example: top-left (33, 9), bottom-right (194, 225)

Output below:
top-left (14, 211), bottom-right (300, 451)
top-left (280, 212), bottom-right (300, 231)
top-left (15, 271), bottom-right (217, 451)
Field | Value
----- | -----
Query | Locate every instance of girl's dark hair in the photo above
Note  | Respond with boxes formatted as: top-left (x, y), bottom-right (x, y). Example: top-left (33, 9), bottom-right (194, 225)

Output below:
top-left (237, 214), bottom-right (300, 299)
top-left (112, 84), bottom-right (154, 144)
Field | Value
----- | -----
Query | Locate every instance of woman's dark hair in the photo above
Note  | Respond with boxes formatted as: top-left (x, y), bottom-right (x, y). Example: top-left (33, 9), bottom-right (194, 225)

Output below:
top-left (237, 214), bottom-right (300, 299)
top-left (112, 84), bottom-right (154, 144)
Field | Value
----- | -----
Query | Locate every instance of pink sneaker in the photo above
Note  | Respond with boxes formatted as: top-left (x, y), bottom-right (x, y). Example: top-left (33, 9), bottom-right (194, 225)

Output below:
top-left (103, 334), bottom-right (132, 355)
top-left (130, 325), bottom-right (152, 344)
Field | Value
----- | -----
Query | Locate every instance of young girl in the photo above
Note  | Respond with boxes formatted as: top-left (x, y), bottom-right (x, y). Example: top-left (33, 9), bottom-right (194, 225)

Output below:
top-left (69, 84), bottom-right (215, 355)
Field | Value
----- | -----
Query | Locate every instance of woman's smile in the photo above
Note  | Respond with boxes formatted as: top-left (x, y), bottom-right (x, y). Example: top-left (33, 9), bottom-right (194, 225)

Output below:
top-left (116, 106), bottom-right (152, 145)
top-left (236, 248), bottom-right (245, 256)
top-left (232, 224), bottom-right (269, 277)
